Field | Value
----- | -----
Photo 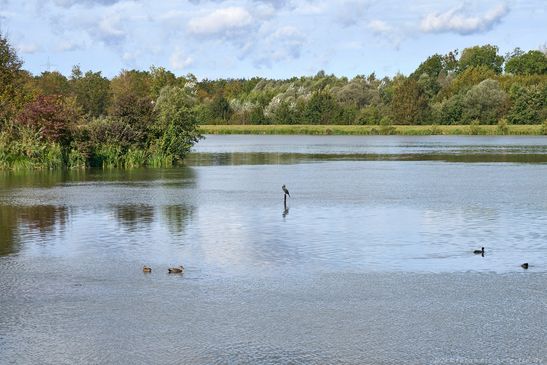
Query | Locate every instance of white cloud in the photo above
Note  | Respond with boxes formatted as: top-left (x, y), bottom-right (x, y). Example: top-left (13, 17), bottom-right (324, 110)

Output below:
top-left (367, 19), bottom-right (402, 49)
top-left (254, 25), bottom-right (305, 67)
top-left (336, 0), bottom-right (370, 27)
top-left (52, 0), bottom-right (123, 8)
top-left (157, 10), bottom-right (186, 22)
top-left (18, 43), bottom-right (40, 54)
top-left (170, 48), bottom-right (193, 70)
top-left (98, 11), bottom-right (126, 38)
top-left (420, 3), bottom-right (509, 35)
top-left (187, 7), bottom-right (253, 36)
top-left (55, 40), bottom-right (82, 51)
top-left (368, 20), bottom-right (392, 34)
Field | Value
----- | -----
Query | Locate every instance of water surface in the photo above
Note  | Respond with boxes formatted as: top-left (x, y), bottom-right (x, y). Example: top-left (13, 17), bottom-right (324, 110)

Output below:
top-left (1, 135), bottom-right (546, 364)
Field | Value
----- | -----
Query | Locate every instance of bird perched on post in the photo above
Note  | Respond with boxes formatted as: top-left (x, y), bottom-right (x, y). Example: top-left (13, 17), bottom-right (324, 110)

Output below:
top-left (282, 185), bottom-right (290, 197)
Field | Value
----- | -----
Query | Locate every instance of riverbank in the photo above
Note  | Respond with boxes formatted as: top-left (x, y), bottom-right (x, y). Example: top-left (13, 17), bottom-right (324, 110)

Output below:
top-left (199, 124), bottom-right (546, 136)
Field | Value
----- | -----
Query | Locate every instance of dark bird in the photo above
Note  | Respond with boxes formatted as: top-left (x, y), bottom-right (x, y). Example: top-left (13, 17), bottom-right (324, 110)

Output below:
top-left (282, 184), bottom-right (290, 197)
top-left (143, 266), bottom-right (152, 273)
top-left (168, 266), bottom-right (184, 274)
top-left (521, 263), bottom-right (529, 269)
top-left (473, 247), bottom-right (485, 255)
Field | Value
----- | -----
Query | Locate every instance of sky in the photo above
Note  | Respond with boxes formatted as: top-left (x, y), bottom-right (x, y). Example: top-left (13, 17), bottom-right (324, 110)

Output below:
top-left (0, 0), bottom-right (545, 79)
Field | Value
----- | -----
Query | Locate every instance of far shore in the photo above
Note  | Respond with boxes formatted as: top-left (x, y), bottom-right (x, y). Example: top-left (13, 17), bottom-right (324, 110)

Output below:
top-left (199, 124), bottom-right (546, 136)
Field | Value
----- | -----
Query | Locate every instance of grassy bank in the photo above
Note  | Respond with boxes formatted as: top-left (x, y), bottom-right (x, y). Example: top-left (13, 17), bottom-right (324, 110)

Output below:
top-left (199, 124), bottom-right (547, 136)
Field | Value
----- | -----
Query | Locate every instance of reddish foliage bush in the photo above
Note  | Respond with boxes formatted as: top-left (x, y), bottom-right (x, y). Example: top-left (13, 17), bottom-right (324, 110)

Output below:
top-left (16, 95), bottom-right (80, 144)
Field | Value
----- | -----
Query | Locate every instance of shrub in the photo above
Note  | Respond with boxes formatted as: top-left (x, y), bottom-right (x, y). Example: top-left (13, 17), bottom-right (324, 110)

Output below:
top-left (469, 119), bottom-right (482, 135)
top-left (16, 95), bottom-right (81, 146)
top-left (497, 118), bottom-right (509, 134)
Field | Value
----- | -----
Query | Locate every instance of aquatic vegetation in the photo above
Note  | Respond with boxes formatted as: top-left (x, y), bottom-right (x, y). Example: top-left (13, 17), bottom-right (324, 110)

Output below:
top-left (198, 124), bottom-right (543, 136)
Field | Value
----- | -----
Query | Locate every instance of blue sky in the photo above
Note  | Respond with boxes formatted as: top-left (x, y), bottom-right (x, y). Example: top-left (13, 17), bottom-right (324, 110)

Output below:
top-left (0, 0), bottom-right (545, 79)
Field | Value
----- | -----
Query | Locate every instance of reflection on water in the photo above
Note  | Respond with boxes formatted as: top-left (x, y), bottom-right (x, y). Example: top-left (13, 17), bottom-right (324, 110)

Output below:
top-left (282, 206), bottom-right (289, 218)
top-left (188, 151), bottom-right (547, 165)
top-left (115, 205), bottom-right (155, 231)
top-left (0, 204), bottom-right (68, 256)
top-left (190, 135), bottom-right (547, 164)
top-left (162, 204), bottom-right (195, 235)
top-left (1, 136), bottom-right (546, 364)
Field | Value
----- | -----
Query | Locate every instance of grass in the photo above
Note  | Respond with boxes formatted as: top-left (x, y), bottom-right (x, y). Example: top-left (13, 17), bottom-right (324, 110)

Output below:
top-left (199, 124), bottom-right (546, 136)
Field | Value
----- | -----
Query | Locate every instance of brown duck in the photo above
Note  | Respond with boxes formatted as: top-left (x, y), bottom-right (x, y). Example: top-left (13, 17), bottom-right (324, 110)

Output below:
top-left (143, 266), bottom-right (152, 273)
top-left (168, 266), bottom-right (184, 274)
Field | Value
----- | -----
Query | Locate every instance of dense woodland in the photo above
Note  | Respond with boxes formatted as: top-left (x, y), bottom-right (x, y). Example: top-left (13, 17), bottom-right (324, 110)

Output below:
top-left (1, 32), bottom-right (546, 168)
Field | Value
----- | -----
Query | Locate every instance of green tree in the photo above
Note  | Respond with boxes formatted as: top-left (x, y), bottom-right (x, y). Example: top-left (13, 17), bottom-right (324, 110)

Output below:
top-left (271, 101), bottom-right (297, 125)
top-left (462, 79), bottom-right (509, 124)
top-left (411, 54), bottom-right (444, 79)
top-left (0, 32), bottom-right (27, 124)
top-left (505, 50), bottom-right (547, 75)
top-left (334, 74), bottom-right (381, 108)
top-left (149, 66), bottom-right (177, 99)
top-left (109, 93), bottom-right (154, 146)
top-left (431, 93), bottom-right (464, 125)
top-left (209, 94), bottom-right (232, 122)
top-left (152, 86), bottom-right (202, 161)
top-left (304, 91), bottom-right (341, 124)
top-left (71, 66), bottom-right (111, 117)
top-left (440, 65), bottom-right (496, 98)
top-left (459, 45), bottom-right (504, 74)
top-left (390, 77), bottom-right (430, 124)
top-left (507, 84), bottom-right (547, 124)
top-left (34, 71), bottom-right (71, 96)
top-left (109, 70), bottom-right (154, 144)
top-left (109, 69), bottom-right (151, 113)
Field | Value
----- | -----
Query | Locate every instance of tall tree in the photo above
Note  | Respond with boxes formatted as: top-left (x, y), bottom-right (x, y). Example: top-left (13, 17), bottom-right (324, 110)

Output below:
top-left (153, 86), bottom-right (201, 160)
top-left (71, 66), bottom-right (111, 117)
top-left (462, 79), bottom-right (509, 124)
top-left (304, 91), bottom-right (341, 124)
top-left (390, 78), bottom-right (430, 124)
top-left (109, 69), bottom-right (151, 111)
top-left (0, 33), bottom-right (26, 123)
top-left (505, 50), bottom-right (547, 75)
top-left (149, 66), bottom-right (177, 99)
top-left (507, 84), bottom-right (547, 124)
top-left (209, 94), bottom-right (232, 122)
top-left (459, 45), bottom-right (504, 74)
top-left (35, 71), bottom-right (71, 96)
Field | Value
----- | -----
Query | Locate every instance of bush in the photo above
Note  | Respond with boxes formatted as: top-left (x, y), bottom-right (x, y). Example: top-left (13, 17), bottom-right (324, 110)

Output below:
top-left (497, 118), bottom-right (509, 134)
top-left (469, 119), bottom-right (482, 135)
top-left (16, 95), bottom-right (81, 146)
top-left (379, 116), bottom-right (396, 135)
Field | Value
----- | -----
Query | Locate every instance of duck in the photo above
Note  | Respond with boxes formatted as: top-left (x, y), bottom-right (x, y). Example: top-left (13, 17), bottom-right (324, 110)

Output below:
top-left (143, 266), bottom-right (152, 273)
top-left (473, 247), bottom-right (485, 255)
top-left (168, 266), bottom-right (184, 274)
top-left (521, 263), bottom-right (529, 269)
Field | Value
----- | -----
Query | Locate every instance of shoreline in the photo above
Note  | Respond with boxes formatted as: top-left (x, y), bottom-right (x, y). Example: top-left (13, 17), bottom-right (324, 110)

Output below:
top-left (199, 124), bottom-right (546, 136)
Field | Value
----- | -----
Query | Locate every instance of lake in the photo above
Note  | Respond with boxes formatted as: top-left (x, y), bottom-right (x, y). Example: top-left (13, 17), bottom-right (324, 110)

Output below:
top-left (1, 135), bottom-right (546, 364)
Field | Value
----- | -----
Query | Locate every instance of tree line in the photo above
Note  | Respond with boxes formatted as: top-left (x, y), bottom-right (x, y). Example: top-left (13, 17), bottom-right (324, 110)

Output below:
top-left (1, 32), bottom-right (546, 168)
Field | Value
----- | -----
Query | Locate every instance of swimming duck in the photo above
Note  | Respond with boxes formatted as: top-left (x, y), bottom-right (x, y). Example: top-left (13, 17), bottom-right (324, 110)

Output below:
top-left (168, 266), bottom-right (184, 274)
top-left (521, 263), bottom-right (529, 269)
top-left (473, 247), bottom-right (485, 255)
top-left (143, 266), bottom-right (152, 273)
